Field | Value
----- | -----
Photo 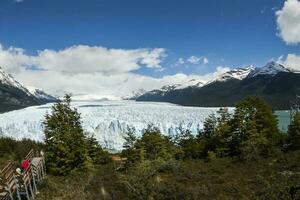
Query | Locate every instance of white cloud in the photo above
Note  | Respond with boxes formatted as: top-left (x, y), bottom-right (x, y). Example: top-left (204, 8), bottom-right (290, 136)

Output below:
top-left (278, 54), bottom-right (300, 71)
top-left (177, 58), bottom-right (185, 65)
top-left (177, 56), bottom-right (209, 66)
top-left (276, 0), bottom-right (300, 45)
top-left (187, 56), bottom-right (201, 64)
top-left (0, 44), bottom-right (32, 74)
top-left (14, 66), bottom-right (229, 99)
top-left (0, 43), bottom-right (225, 99)
top-left (34, 45), bottom-right (165, 75)
top-left (14, 0), bottom-right (24, 3)
top-left (0, 45), bottom-right (166, 75)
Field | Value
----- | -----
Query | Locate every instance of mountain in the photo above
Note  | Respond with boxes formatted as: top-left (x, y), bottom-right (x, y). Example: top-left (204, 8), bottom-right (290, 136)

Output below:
top-left (136, 62), bottom-right (300, 109)
top-left (124, 78), bottom-right (204, 100)
top-left (26, 86), bottom-right (59, 103)
top-left (213, 66), bottom-right (255, 82)
top-left (123, 89), bottom-right (147, 100)
top-left (0, 67), bottom-right (58, 113)
top-left (247, 61), bottom-right (291, 78)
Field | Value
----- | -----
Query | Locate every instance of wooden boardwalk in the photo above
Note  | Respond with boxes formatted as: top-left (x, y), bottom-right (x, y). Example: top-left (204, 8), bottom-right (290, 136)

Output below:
top-left (0, 150), bottom-right (46, 200)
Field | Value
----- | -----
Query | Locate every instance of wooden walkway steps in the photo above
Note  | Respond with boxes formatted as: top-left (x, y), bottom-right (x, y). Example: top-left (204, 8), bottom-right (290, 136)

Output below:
top-left (0, 149), bottom-right (46, 200)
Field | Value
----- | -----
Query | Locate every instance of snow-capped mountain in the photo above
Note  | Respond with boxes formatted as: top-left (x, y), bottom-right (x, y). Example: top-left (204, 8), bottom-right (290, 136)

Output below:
top-left (152, 79), bottom-right (204, 94)
top-left (127, 78), bottom-right (204, 100)
top-left (26, 86), bottom-right (59, 103)
top-left (136, 61), bottom-right (300, 109)
top-left (136, 62), bottom-right (288, 99)
top-left (0, 67), bottom-right (58, 112)
top-left (123, 89), bottom-right (147, 100)
top-left (0, 67), bottom-right (32, 96)
top-left (175, 79), bottom-right (204, 89)
top-left (161, 79), bottom-right (204, 91)
top-left (215, 66), bottom-right (255, 82)
top-left (247, 61), bottom-right (291, 78)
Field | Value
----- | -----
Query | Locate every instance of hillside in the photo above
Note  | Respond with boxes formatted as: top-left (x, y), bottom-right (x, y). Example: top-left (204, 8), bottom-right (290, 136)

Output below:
top-left (0, 67), bottom-right (58, 113)
top-left (136, 62), bottom-right (300, 109)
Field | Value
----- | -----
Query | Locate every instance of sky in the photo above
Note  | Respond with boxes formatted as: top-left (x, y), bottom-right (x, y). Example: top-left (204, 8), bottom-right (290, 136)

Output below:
top-left (0, 0), bottom-right (300, 98)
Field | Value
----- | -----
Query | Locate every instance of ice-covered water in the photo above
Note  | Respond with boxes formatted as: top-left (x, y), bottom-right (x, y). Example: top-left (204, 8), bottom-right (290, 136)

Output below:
top-left (0, 100), bottom-right (229, 151)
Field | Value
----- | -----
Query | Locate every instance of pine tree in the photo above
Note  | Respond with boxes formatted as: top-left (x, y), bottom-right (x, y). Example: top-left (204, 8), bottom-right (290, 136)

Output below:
top-left (287, 112), bottom-right (300, 150)
top-left (198, 109), bottom-right (232, 158)
top-left (43, 94), bottom-right (91, 175)
top-left (199, 113), bottom-right (217, 140)
top-left (86, 135), bottom-right (111, 165)
top-left (178, 128), bottom-right (204, 159)
top-left (121, 126), bottom-right (140, 165)
top-left (123, 126), bottom-right (137, 150)
top-left (214, 108), bottom-right (232, 157)
top-left (140, 124), bottom-right (171, 160)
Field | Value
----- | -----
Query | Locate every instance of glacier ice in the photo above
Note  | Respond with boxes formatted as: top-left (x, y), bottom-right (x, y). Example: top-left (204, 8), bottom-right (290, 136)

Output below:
top-left (0, 100), bottom-right (231, 151)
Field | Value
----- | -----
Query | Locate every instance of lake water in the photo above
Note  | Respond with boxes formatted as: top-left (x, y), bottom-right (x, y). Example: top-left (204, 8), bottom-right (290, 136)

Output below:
top-left (275, 110), bottom-right (291, 132)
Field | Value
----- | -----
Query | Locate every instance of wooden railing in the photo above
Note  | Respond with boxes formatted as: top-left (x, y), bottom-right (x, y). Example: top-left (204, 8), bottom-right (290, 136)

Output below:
top-left (0, 149), bottom-right (46, 200)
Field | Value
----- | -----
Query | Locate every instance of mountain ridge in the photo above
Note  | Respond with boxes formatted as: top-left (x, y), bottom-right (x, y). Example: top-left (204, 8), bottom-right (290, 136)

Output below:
top-left (136, 62), bottom-right (300, 109)
top-left (0, 67), bottom-right (59, 113)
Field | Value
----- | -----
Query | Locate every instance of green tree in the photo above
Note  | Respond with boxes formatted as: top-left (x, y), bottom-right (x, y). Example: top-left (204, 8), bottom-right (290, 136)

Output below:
top-left (287, 112), bottom-right (300, 150)
top-left (86, 135), bottom-right (111, 165)
top-left (197, 108), bottom-right (232, 158)
top-left (232, 96), bottom-right (280, 159)
top-left (43, 94), bottom-right (91, 175)
top-left (214, 108), bottom-right (232, 157)
top-left (140, 125), bottom-right (172, 160)
top-left (178, 128), bottom-right (204, 159)
top-left (199, 113), bottom-right (217, 140)
top-left (121, 127), bottom-right (142, 165)
top-left (123, 126), bottom-right (137, 150)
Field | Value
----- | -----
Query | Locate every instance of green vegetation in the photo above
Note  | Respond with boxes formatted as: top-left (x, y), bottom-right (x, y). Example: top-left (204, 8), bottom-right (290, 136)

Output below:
top-left (0, 137), bottom-right (43, 168)
top-left (43, 94), bottom-right (111, 175)
top-left (287, 112), bottom-right (300, 151)
top-left (1, 96), bottom-right (300, 199)
top-left (122, 97), bottom-right (281, 162)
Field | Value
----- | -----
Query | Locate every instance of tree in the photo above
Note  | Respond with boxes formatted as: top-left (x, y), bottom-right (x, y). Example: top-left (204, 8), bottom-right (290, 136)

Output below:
top-left (178, 128), bottom-right (204, 159)
top-left (197, 108), bottom-right (233, 158)
top-left (123, 124), bottom-right (175, 163)
top-left (140, 125), bottom-right (172, 160)
top-left (86, 135), bottom-right (111, 165)
top-left (121, 127), bottom-right (141, 165)
top-left (123, 126), bottom-right (137, 150)
top-left (43, 94), bottom-right (91, 175)
top-left (287, 112), bottom-right (300, 150)
top-left (199, 113), bottom-right (217, 140)
top-left (232, 96), bottom-right (280, 159)
top-left (214, 108), bottom-right (232, 157)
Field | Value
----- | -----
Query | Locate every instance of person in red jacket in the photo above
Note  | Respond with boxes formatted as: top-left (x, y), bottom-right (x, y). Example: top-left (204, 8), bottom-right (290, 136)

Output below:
top-left (21, 160), bottom-right (30, 171)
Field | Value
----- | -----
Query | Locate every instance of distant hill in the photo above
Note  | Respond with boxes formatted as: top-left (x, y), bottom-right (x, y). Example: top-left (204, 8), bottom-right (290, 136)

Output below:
top-left (0, 67), bottom-right (59, 113)
top-left (136, 62), bottom-right (300, 109)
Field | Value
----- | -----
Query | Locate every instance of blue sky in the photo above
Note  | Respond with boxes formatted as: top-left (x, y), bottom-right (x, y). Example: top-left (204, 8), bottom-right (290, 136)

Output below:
top-left (0, 0), bottom-right (300, 98)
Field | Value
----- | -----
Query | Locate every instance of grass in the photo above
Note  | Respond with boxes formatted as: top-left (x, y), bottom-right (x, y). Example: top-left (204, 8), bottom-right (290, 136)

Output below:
top-left (34, 151), bottom-right (300, 200)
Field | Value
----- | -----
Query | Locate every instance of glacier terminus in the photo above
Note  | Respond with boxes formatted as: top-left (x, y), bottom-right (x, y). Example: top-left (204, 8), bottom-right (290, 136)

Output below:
top-left (0, 100), bottom-right (231, 151)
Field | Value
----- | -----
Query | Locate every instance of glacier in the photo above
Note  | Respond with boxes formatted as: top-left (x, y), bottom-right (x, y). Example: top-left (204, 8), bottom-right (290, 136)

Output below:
top-left (0, 100), bottom-right (231, 151)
